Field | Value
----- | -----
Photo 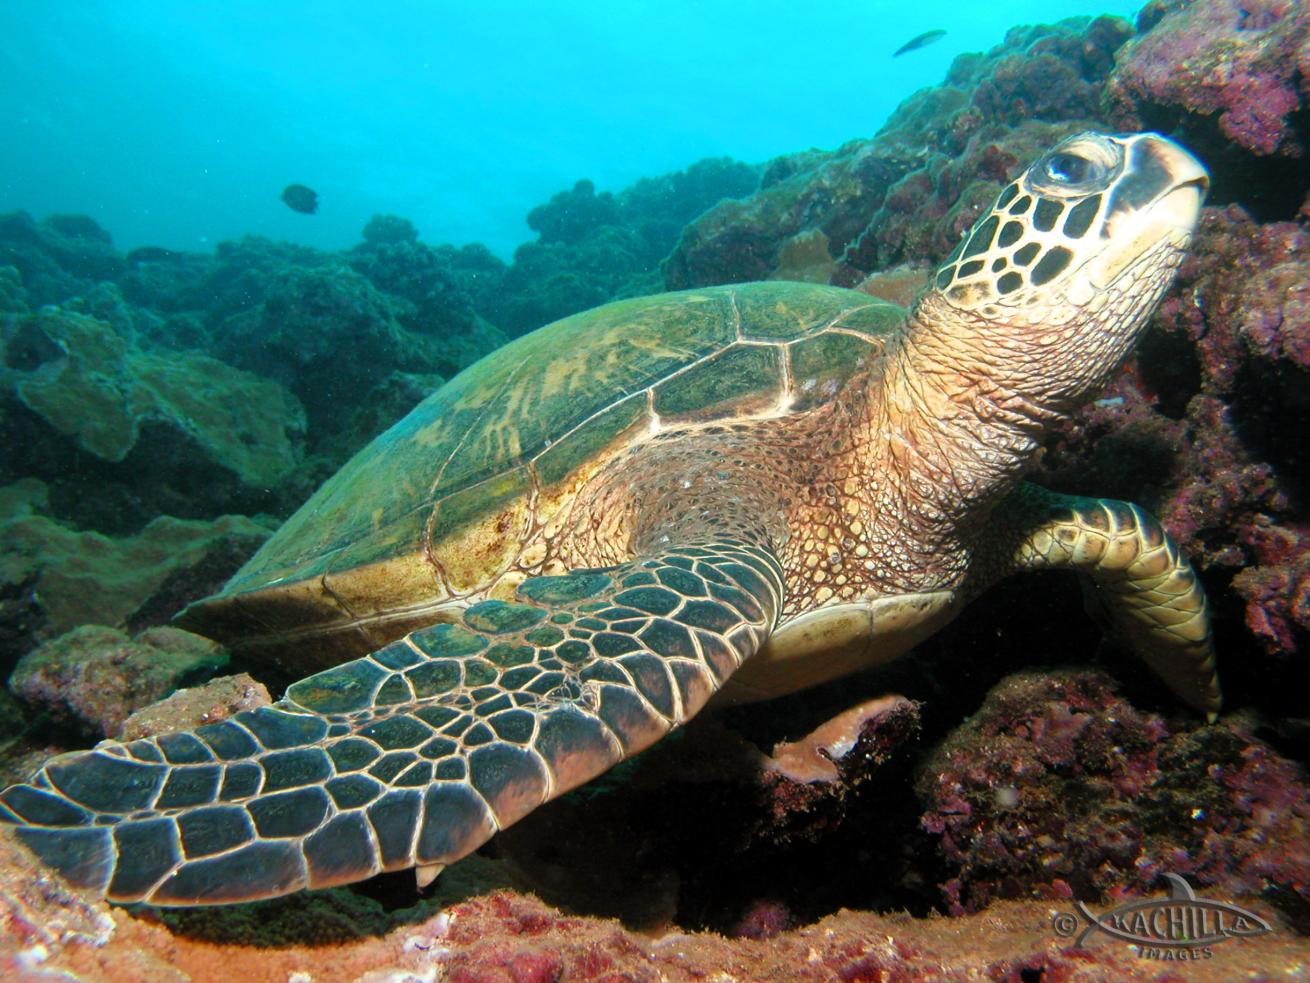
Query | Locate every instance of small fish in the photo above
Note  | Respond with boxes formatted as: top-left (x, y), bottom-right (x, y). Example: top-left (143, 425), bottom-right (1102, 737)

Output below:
top-left (281, 184), bottom-right (319, 215)
top-left (893, 29), bottom-right (946, 57)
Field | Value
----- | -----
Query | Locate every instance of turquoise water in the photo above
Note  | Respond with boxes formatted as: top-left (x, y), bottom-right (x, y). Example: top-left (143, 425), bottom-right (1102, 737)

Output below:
top-left (2, 1), bottom-right (1140, 258)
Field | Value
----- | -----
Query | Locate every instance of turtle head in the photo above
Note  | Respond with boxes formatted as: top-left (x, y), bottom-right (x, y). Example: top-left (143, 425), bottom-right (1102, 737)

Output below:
top-left (918, 131), bottom-right (1208, 408)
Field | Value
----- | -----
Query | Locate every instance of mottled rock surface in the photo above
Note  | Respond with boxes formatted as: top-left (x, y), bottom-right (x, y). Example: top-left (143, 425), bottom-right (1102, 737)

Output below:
top-left (916, 670), bottom-right (1310, 921)
top-left (118, 672), bottom-right (271, 741)
top-left (0, 839), bottom-right (1303, 983)
top-left (0, 479), bottom-right (272, 663)
top-left (1108, 0), bottom-right (1310, 159)
top-left (9, 626), bottom-right (228, 738)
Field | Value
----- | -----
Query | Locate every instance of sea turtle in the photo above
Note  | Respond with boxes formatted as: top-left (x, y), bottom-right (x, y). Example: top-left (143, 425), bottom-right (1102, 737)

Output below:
top-left (0, 131), bottom-right (1219, 906)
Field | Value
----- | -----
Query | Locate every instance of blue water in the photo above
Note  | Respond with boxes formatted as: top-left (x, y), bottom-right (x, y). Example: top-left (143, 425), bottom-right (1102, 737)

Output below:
top-left (0, 0), bottom-right (1140, 259)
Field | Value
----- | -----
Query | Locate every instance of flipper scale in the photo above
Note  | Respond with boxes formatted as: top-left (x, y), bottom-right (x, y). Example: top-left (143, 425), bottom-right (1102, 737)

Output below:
top-left (0, 538), bottom-right (782, 904)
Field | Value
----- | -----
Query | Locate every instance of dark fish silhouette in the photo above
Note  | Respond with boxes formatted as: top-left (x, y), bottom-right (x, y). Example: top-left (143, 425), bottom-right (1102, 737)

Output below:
top-left (281, 184), bottom-right (319, 214)
top-left (125, 246), bottom-right (182, 264)
top-left (893, 29), bottom-right (946, 56)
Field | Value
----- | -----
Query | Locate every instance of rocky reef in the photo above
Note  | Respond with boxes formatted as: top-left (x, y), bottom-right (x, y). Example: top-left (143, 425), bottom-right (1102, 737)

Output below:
top-left (1, 0), bottom-right (1309, 979)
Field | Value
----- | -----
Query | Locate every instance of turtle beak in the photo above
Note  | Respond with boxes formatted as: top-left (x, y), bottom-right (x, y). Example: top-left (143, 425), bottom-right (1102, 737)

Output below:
top-left (1150, 139), bottom-right (1209, 234)
top-left (1091, 135), bottom-right (1208, 288)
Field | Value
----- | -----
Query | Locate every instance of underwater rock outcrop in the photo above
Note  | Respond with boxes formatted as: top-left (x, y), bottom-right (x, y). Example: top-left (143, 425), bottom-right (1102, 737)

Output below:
top-left (117, 672), bottom-right (271, 741)
top-left (214, 264), bottom-right (420, 438)
top-left (0, 211), bottom-right (126, 306)
top-left (0, 265), bottom-right (27, 313)
top-left (916, 670), bottom-right (1310, 921)
top-left (0, 305), bottom-right (304, 531)
top-left (497, 158), bottom-right (759, 335)
top-left (347, 233), bottom-right (507, 380)
top-left (0, 831), bottom-right (1301, 981)
top-left (9, 625), bottom-right (228, 739)
top-left (0, 479), bottom-right (273, 665)
top-left (1108, 0), bottom-right (1310, 162)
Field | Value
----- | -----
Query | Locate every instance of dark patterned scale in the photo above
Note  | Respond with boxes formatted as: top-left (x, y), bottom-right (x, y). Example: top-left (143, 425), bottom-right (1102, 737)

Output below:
top-left (1, 540), bottom-right (782, 904)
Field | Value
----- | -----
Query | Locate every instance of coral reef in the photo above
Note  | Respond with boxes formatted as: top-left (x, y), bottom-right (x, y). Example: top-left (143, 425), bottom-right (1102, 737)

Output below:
top-left (0, 2), bottom-right (1307, 975)
top-left (0, 839), bottom-right (1303, 983)
top-left (915, 670), bottom-right (1310, 919)
top-left (346, 237), bottom-right (507, 383)
top-left (0, 307), bottom-right (304, 530)
top-left (497, 158), bottom-right (758, 335)
top-left (213, 263), bottom-right (431, 443)
top-left (9, 625), bottom-right (227, 739)
top-left (1108, 0), bottom-right (1310, 160)
top-left (0, 211), bottom-right (125, 305)
top-left (0, 479), bottom-right (272, 666)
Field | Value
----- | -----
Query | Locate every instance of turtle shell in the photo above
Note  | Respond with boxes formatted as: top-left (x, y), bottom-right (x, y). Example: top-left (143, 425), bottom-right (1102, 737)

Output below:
top-left (180, 281), bottom-right (905, 674)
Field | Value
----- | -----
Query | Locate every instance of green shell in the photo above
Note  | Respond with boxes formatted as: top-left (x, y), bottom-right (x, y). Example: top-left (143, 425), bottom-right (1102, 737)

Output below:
top-left (182, 281), bottom-right (904, 667)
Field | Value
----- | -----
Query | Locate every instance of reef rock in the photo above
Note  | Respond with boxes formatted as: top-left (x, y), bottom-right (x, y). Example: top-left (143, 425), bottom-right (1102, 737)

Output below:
top-left (497, 158), bottom-right (758, 335)
top-left (0, 265), bottom-right (27, 313)
top-left (916, 669), bottom-right (1310, 920)
top-left (0, 839), bottom-right (1302, 983)
top-left (0, 306), bottom-right (304, 531)
top-left (1108, 0), bottom-right (1310, 159)
top-left (0, 211), bottom-right (125, 307)
top-left (9, 625), bottom-right (228, 739)
top-left (217, 261), bottom-right (503, 455)
top-left (663, 16), bottom-right (1133, 290)
top-left (0, 479), bottom-right (273, 663)
top-left (347, 238), bottom-right (507, 377)
top-left (119, 672), bottom-right (271, 741)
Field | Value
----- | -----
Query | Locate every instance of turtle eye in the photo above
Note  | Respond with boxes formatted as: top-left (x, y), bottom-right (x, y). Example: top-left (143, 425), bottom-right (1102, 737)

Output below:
top-left (1029, 134), bottom-right (1121, 196)
top-left (1043, 152), bottom-right (1096, 185)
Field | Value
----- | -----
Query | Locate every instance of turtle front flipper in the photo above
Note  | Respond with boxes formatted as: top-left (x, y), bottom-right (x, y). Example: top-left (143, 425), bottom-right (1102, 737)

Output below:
top-left (1000, 484), bottom-right (1221, 718)
top-left (0, 537), bottom-right (782, 905)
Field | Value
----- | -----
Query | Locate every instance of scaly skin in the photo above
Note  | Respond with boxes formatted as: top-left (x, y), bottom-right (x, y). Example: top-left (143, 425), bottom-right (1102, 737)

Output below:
top-left (995, 484), bottom-right (1220, 718)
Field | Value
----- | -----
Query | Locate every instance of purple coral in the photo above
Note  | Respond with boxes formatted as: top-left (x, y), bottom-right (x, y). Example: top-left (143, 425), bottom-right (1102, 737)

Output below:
top-left (916, 670), bottom-right (1310, 919)
top-left (1107, 0), bottom-right (1310, 158)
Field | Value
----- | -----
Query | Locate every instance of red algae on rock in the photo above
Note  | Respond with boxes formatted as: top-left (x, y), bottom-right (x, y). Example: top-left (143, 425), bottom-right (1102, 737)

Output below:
top-left (1107, 0), bottom-right (1310, 157)
top-left (0, 834), bottom-right (1304, 983)
top-left (915, 670), bottom-right (1310, 922)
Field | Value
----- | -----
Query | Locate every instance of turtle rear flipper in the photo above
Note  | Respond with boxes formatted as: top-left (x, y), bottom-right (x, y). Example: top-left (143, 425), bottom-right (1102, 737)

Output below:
top-left (0, 537), bottom-right (782, 905)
